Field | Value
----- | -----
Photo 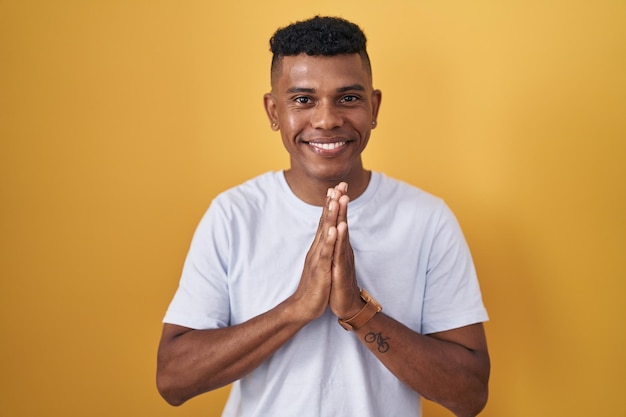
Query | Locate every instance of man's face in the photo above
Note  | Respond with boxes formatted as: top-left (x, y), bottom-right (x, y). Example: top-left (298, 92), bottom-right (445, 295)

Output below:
top-left (265, 53), bottom-right (381, 186)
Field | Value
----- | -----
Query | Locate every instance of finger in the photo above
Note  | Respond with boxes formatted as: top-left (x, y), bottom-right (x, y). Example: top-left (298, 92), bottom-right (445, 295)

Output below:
top-left (337, 194), bottom-right (350, 229)
top-left (312, 188), bottom-right (336, 246)
top-left (324, 198), bottom-right (340, 238)
top-left (333, 211), bottom-right (355, 280)
top-left (330, 220), bottom-right (360, 315)
top-left (335, 221), bottom-right (349, 255)
top-left (335, 182), bottom-right (348, 194)
top-left (331, 220), bottom-right (347, 281)
top-left (317, 195), bottom-right (341, 263)
top-left (315, 224), bottom-right (337, 268)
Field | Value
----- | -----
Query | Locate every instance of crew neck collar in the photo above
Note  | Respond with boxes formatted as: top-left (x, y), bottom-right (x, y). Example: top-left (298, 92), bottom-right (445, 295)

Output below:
top-left (274, 170), bottom-right (380, 218)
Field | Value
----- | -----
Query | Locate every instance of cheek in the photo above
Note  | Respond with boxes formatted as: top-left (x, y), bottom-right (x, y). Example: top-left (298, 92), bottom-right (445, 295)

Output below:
top-left (282, 113), bottom-right (307, 134)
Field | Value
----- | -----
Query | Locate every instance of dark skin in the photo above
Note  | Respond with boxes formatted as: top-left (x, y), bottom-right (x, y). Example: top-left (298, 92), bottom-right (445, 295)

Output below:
top-left (157, 53), bottom-right (490, 416)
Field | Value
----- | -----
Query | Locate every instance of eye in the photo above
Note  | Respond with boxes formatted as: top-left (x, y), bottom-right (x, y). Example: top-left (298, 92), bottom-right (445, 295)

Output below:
top-left (294, 96), bottom-right (312, 104)
top-left (340, 95), bottom-right (360, 103)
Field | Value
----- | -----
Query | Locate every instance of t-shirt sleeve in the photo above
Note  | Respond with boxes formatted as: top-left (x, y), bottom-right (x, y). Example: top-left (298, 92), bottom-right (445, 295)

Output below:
top-left (163, 200), bottom-right (231, 330)
top-left (420, 203), bottom-right (488, 334)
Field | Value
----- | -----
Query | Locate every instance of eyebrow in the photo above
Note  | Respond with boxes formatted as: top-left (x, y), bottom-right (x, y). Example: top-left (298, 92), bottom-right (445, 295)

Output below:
top-left (286, 84), bottom-right (366, 94)
top-left (338, 84), bottom-right (366, 93)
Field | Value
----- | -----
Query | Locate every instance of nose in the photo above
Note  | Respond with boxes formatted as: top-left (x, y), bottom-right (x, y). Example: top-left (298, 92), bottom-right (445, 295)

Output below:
top-left (310, 100), bottom-right (343, 130)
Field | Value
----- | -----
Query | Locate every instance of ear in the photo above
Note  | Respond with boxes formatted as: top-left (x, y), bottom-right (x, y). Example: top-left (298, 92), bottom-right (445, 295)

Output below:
top-left (370, 89), bottom-right (382, 128)
top-left (263, 93), bottom-right (280, 131)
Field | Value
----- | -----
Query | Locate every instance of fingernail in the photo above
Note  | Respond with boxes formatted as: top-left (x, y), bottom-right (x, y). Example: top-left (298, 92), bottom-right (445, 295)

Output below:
top-left (327, 188), bottom-right (333, 197)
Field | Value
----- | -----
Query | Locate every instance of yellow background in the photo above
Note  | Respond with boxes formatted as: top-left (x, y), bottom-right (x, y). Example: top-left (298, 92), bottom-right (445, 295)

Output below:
top-left (1, 1), bottom-right (624, 416)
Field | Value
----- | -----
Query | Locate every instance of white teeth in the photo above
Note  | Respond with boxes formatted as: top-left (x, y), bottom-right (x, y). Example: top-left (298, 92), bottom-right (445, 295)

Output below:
top-left (310, 142), bottom-right (346, 150)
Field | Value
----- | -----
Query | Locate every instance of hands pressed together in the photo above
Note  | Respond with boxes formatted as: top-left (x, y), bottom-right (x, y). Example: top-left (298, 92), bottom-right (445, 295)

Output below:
top-left (291, 182), bottom-right (366, 323)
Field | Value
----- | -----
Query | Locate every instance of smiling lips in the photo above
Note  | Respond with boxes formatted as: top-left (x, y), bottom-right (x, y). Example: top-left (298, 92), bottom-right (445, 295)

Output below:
top-left (308, 141), bottom-right (347, 151)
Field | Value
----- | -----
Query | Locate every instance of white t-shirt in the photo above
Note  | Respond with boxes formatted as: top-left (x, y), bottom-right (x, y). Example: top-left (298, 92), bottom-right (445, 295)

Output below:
top-left (164, 171), bottom-right (488, 417)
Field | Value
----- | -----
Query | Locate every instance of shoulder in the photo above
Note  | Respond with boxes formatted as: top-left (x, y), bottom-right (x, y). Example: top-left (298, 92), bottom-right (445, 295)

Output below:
top-left (367, 172), bottom-right (463, 238)
top-left (211, 171), bottom-right (280, 211)
top-left (372, 172), bottom-right (446, 212)
top-left (192, 172), bottom-right (281, 233)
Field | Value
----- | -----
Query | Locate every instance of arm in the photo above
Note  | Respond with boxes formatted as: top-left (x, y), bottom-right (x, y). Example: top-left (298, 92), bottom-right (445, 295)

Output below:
top-left (329, 186), bottom-right (490, 417)
top-left (355, 316), bottom-right (489, 417)
top-left (157, 300), bottom-right (307, 406)
top-left (157, 189), bottom-right (343, 406)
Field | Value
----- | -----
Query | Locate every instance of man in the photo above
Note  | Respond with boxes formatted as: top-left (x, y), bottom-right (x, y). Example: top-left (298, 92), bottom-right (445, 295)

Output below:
top-left (157, 16), bottom-right (490, 417)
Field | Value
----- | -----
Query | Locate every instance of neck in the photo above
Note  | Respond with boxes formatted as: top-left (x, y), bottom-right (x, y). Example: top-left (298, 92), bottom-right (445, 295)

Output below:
top-left (283, 169), bottom-right (372, 206)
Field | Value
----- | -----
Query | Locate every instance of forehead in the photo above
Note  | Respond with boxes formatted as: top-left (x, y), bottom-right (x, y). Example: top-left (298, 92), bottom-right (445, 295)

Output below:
top-left (272, 53), bottom-right (371, 89)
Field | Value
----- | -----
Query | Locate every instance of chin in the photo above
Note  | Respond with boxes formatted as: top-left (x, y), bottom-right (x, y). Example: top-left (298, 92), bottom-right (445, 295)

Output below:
top-left (312, 168), bottom-right (355, 184)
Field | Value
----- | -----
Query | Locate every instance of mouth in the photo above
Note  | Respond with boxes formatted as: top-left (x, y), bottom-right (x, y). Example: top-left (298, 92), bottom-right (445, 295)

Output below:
top-left (306, 141), bottom-right (347, 151)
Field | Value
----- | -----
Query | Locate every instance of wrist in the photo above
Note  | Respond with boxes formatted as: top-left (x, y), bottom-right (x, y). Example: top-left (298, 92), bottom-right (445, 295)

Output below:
top-left (337, 289), bottom-right (382, 331)
top-left (338, 297), bottom-right (366, 320)
top-left (281, 294), bottom-right (323, 326)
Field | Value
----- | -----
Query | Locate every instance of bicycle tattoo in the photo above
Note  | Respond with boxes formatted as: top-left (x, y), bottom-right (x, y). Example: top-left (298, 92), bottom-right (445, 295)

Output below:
top-left (364, 331), bottom-right (390, 353)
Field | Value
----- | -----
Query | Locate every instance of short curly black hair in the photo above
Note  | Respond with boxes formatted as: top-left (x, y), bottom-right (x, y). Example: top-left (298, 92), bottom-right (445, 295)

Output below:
top-left (269, 16), bottom-right (372, 80)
